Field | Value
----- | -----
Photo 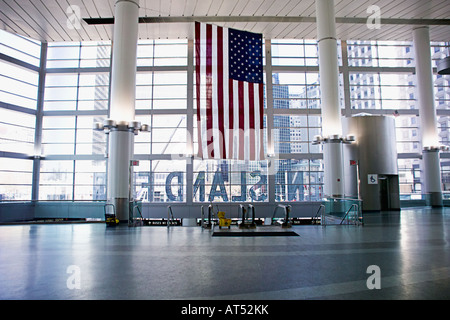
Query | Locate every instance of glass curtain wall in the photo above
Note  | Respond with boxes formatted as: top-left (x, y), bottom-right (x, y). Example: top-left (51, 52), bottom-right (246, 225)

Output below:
top-left (1, 28), bottom-right (449, 203)
top-left (0, 30), bottom-right (40, 201)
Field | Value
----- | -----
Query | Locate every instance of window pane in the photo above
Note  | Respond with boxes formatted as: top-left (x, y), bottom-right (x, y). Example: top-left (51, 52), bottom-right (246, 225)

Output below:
top-left (74, 160), bottom-right (106, 200)
top-left (39, 160), bottom-right (73, 200)
top-left (0, 29), bottom-right (41, 66)
top-left (0, 157), bottom-right (33, 201)
top-left (134, 160), bottom-right (186, 202)
top-left (0, 61), bottom-right (38, 109)
top-left (193, 160), bottom-right (268, 203)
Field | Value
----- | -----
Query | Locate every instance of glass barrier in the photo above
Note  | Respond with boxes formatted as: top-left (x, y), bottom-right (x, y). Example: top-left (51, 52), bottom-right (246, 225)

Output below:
top-left (321, 198), bottom-right (363, 226)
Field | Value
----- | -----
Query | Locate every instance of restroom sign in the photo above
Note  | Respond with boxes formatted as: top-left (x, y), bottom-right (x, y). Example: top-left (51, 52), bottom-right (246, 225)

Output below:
top-left (368, 174), bottom-right (378, 185)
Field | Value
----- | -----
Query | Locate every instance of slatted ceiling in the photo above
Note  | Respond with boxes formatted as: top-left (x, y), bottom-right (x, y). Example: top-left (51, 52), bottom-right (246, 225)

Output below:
top-left (213, 0), bottom-right (233, 16)
top-left (428, 0), bottom-right (449, 19)
top-left (406, 0), bottom-right (449, 19)
top-left (431, 1), bottom-right (450, 19)
top-left (0, 10), bottom-right (27, 38)
top-left (159, 0), bottom-right (172, 17)
top-left (297, 23), bottom-right (318, 39)
top-left (387, 26), bottom-right (416, 42)
top-left (29, 1), bottom-right (68, 42)
top-left (348, 0), bottom-right (375, 17)
top-left (2, 0), bottom-right (40, 39)
top-left (396, 1), bottom-right (433, 19)
top-left (275, 0), bottom-right (301, 16)
top-left (3, 0), bottom-right (49, 41)
top-left (269, 23), bottom-right (294, 39)
top-left (386, 1), bottom-right (425, 19)
top-left (301, 2), bottom-right (317, 17)
top-left (94, 0), bottom-right (113, 17)
top-left (354, 24), bottom-right (390, 41)
top-left (71, 0), bottom-right (103, 40)
top-left (44, 0), bottom-right (90, 42)
top-left (335, 22), bottom-right (359, 40)
top-left (279, 23), bottom-right (302, 39)
top-left (181, 0), bottom-right (198, 17)
top-left (257, 22), bottom-right (276, 38)
top-left (248, 21), bottom-right (263, 34)
top-left (240, 0), bottom-right (265, 16)
top-left (72, 0), bottom-right (94, 18)
top-left (203, 0), bottom-right (219, 16)
top-left (260, 0), bottom-right (285, 16)
top-left (389, 25), bottom-right (416, 41)
top-left (285, 0), bottom-right (313, 17)
top-left (141, 0), bottom-right (155, 17)
top-left (168, 0), bottom-right (185, 16)
top-left (434, 26), bottom-right (450, 40)
top-left (1, 0), bottom-right (450, 42)
top-left (229, 0), bottom-right (248, 16)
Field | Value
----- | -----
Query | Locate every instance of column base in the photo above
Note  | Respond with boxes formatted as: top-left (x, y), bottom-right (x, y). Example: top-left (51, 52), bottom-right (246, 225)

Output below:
top-left (426, 192), bottom-right (443, 208)
top-left (111, 197), bottom-right (130, 222)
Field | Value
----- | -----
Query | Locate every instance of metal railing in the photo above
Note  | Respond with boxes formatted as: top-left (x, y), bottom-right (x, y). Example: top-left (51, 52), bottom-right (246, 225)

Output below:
top-left (313, 204), bottom-right (325, 225)
top-left (200, 205), bottom-right (215, 229)
top-left (271, 204), bottom-right (292, 228)
top-left (340, 203), bottom-right (359, 225)
top-left (239, 204), bottom-right (257, 229)
top-left (320, 200), bottom-right (363, 227)
top-left (167, 205), bottom-right (175, 228)
top-left (128, 203), bottom-right (144, 227)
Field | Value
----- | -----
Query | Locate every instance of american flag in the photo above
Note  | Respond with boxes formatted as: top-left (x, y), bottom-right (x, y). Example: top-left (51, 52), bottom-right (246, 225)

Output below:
top-left (195, 22), bottom-right (265, 161)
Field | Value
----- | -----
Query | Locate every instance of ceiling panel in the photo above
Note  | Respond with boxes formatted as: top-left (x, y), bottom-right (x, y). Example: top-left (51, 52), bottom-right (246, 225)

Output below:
top-left (0, 0), bottom-right (449, 42)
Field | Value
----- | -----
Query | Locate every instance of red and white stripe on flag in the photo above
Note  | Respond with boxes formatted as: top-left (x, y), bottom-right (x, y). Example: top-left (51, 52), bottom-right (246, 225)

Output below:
top-left (195, 21), bottom-right (265, 161)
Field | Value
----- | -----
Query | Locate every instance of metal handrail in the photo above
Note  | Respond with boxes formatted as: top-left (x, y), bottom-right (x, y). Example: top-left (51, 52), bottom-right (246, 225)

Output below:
top-left (129, 204), bottom-right (144, 227)
top-left (167, 205), bottom-right (175, 228)
top-left (340, 204), bottom-right (359, 225)
top-left (200, 204), bottom-right (214, 230)
top-left (272, 204), bottom-right (291, 227)
top-left (209, 205), bottom-right (218, 232)
top-left (200, 205), bottom-right (204, 228)
top-left (239, 204), bottom-right (256, 228)
top-left (313, 204), bottom-right (325, 224)
top-left (239, 204), bottom-right (246, 227)
top-left (271, 204), bottom-right (285, 223)
top-left (248, 204), bottom-right (255, 224)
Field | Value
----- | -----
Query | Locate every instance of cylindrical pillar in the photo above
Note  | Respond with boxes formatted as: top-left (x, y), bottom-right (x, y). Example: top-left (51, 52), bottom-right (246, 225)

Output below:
top-left (315, 0), bottom-right (345, 198)
top-left (110, 0), bottom-right (139, 123)
top-left (413, 26), bottom-right (443, 207)
top-left (423, 149), bottom-right (442, 207)
top-left (413, 27), bottom-right (439, 148)
top-left (323, 138), bottom-right (344, 198)
top-left (107, 0), bottom-right (140, 221)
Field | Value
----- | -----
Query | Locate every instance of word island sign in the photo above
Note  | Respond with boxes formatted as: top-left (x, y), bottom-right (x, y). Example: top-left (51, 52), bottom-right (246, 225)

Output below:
top-left (138, 170), bottom-right (304, 202)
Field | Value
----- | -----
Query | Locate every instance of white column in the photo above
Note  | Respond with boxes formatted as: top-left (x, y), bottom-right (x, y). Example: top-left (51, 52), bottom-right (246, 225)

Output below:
top-left (110, 0), bottom-right (139, 123)
top-left (413, 26), bottom-right (442, 207)
top-left (107, 0), bottom-right (140, 221)
top-left (315, 0), bottom-right (345, 198)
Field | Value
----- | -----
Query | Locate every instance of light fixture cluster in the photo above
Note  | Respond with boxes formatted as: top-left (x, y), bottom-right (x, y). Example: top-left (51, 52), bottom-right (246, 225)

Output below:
top-left (312, 134), bottom-right (356, 145)
top-left (94, 119), bottom-right (150, 135)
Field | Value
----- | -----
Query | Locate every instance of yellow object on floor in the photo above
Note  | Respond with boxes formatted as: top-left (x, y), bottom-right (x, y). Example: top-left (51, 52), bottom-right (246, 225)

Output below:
top-left (217, 211), bottom-right (231, 229)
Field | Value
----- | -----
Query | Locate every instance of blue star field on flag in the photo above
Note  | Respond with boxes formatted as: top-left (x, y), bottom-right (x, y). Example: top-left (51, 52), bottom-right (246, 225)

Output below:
top-left (228, 28), bottom-right (263, 84)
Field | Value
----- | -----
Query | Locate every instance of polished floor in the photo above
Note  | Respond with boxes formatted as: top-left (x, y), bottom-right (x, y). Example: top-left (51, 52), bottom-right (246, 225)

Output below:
top-left (0, 208), bottom-right (449, 300)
